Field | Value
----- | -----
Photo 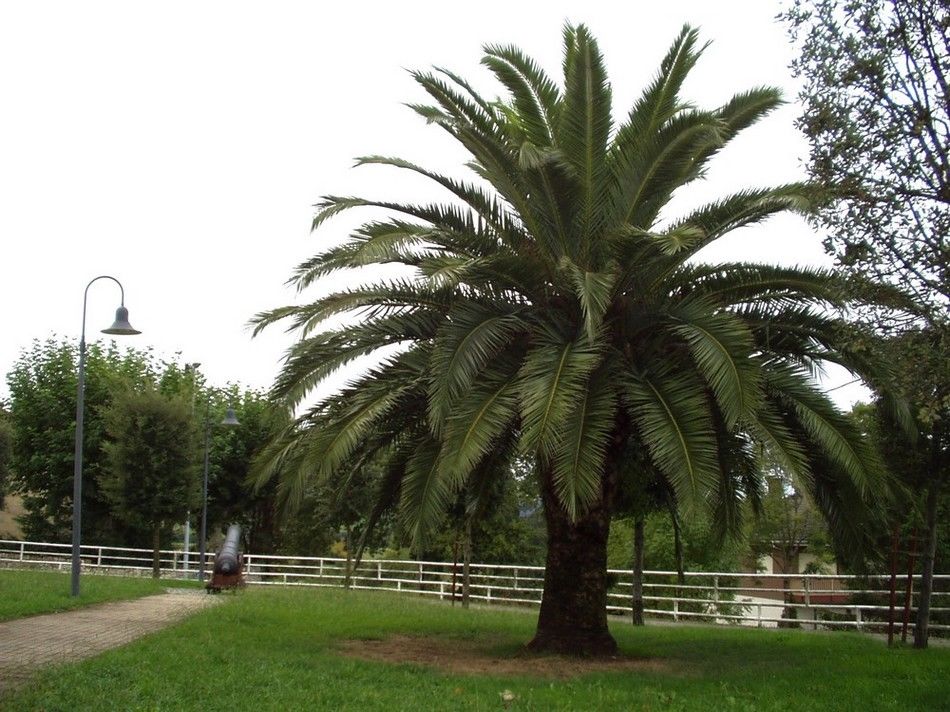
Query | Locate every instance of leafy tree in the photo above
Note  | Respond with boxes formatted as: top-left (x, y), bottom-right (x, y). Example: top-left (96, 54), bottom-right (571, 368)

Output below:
top-left (255, 26), bottom-right (890, 655)
top-left (204, 387), bottom-right (289, 554)
top-left (859, 329), bottom-right (949, 647)
top-left (783, 0), bottom-right (949, 324)
top-left (0, 403), bottom-right (12, 509)
top-left (101, 388), bottom-right (198, 577)
top-left (5, 339), bottom-right (158, 545)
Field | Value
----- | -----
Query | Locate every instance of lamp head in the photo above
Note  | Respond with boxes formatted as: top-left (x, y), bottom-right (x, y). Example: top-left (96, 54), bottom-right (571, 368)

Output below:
top-left (221, 407), bottom-right (240, 427)
top-left (101, 306), bottom-right (141, 336)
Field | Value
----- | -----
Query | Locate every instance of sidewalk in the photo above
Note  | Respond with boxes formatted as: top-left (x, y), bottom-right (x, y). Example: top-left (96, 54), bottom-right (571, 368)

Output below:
top-left (0, 588), bottom-right (219, 693)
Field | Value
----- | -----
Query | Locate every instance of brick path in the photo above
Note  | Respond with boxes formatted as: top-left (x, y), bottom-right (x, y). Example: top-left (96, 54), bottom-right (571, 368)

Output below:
top-left (0, 589), bottom-right (219, 692)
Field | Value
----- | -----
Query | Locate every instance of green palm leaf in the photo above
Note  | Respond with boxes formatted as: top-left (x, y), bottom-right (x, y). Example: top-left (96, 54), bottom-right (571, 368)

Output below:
top-left (670, 299), bottom-right (762, 427)
top-left (551, 364), bottom-right (617, 518)
top-left (518, 331), bottom-right (602, 457)
top-left (622, 364), bottom-right (719, 507)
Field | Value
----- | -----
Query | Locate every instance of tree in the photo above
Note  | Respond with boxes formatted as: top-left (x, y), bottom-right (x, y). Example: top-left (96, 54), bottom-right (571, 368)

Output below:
top-left (783, 0), bottom-right (949, 647)
top-left (861, 329), bottom-right (949, 647)
top-left (204, 387), bottom-right (289, 554)
top-left (0, 403), bottom-right (12, 509)
top-left (254, 26), bottom-right (890, 655)
top-left (5, 339), bottom-right (158, 545)
top-left (783, 0), bottom-right (949, 324)
top-left (101, 388), bottom-right (198, 577)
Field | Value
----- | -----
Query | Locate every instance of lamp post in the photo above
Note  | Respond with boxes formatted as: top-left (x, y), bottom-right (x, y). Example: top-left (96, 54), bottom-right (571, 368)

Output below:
top-left (72, 276), bottom-right (141, 597)
top-left (198, 399), bottom-right (240, 581)
top-left (182, 362), bottom-right (202, 572)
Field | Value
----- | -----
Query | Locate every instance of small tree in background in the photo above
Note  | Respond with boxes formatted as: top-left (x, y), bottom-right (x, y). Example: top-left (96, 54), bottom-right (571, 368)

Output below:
top-left (205, 387), bottom-right (288, 554)
top-left (102, 389), bottom-right (198, 577)
top-left (5, 339), bottom-right (159, 545)
top-left (0, 403), bottom-right (12, 509)
top-left (855, 330), bottom-right (949, 648)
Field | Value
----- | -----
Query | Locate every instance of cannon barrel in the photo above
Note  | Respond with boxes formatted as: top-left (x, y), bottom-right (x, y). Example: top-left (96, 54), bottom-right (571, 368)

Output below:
top-left (213, 524), bottom-right (242, 575)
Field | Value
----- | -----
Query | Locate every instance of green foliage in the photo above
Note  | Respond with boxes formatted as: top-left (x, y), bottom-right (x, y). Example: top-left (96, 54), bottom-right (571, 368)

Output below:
top-left (607, 511), bottom-right (745, 573)
top-left (5, 339), bottom-right (161, 545)
top-left (783, 0), bottom-right (949, 324)
top-left (5, 338), bottom-right (287, 554)
top-left (255, 25), bottom-right (893, 597)
top-left (204, 387), bottom-right (289, 553)
top-left (0, 404), bottom-right (11, 509)
top-left (101, 388), bottom-right (198, 533)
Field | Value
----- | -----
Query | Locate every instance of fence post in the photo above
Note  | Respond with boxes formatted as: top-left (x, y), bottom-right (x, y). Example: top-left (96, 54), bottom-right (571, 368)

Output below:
top-left (19, 541), bottom-right (25, 561)
top-left (855, 607), bottom-right (863, 631)
top-left (439, 582), bottom-right (445, 600)
top-left (377, 562), bottom-right (382, 580)
top-left (713, 575), bottom-right (720, 612)
top-left (674, 599), bottom-right (680, 621)
top-left (803, 576), bottom-right (812, 629)
top-left (418, 563), bottom-right (423, 585)
top-left (97, 547), bottom-right (102, 568)
top-left (319, 559), bottom-right (324, 579)
top-left (487, 587), bottom-right (492, 604)
top-left (757, 604), bottom-right (763, 628)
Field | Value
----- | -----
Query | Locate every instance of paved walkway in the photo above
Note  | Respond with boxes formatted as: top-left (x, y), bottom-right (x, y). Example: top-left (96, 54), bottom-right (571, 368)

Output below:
top-left (0, 589), bottom-right (219, 693)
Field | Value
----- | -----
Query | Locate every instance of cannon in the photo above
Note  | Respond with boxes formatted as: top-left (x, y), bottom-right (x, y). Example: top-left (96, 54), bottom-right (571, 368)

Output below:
top-left (206, 524), bottom-right (246, 593)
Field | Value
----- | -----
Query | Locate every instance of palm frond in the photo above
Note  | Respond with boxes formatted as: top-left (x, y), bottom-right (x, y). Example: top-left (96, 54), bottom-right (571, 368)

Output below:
top-left (557, 24), bottom-right (612, 253)
top-left (621, 364), bottom-right (720, 508)
top-left (550, 363), bottom-right (617, 518)
top-left (518, 331), bottom-right (602, 457)
top-left (427, 302), bottom-right (526, 428)
top-left (669, 299), bottom-right (762, 427)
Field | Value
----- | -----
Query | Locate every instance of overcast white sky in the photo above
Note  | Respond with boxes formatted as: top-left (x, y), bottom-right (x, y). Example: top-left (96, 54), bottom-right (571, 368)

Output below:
top-left (0, 0), bottom-right (868, 407)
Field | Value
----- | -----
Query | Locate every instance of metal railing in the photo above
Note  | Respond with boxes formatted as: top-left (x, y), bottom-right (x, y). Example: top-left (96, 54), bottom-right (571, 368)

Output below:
top-left (2, 538), bottom-right (947, 632)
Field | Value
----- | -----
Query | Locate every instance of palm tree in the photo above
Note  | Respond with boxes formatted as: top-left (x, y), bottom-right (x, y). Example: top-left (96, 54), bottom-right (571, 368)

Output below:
top-left (254, 25), bottom-right (890, 655)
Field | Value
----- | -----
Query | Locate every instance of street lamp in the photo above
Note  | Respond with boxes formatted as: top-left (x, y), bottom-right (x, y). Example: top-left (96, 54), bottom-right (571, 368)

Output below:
top-left (182, 362), bottom-right (202, 572)
top-left (198, 400), bottom-right (240, 582)
top-left (72, 276), bottom-right (141, 597)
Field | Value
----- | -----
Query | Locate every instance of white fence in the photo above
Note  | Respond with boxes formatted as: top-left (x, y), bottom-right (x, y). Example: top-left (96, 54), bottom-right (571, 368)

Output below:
top-left (2, 538), bottom-right (947, 632)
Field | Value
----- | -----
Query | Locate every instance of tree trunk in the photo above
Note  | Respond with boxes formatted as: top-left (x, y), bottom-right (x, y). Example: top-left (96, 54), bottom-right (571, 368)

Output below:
top-left (151, 526), bottom-right (161, 579)
top-left (670, 507), bottom-right (685, 587)
top-left (527, 463), bottom-right (618, 656)
top-left (914, 481), bottom-right (940, 648)
top-left (632, 515), bottom-right (645, 626)
top-left (462, 517), bottom-right (472, 609)
top-left (344, 525), bottom-right (353, 590)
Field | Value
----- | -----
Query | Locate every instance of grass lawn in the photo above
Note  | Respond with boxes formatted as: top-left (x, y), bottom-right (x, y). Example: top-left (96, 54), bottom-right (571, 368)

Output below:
top-left (3, 585), bottom-right (948, 711)
top-left (0, 569), bottom-right (198, 621)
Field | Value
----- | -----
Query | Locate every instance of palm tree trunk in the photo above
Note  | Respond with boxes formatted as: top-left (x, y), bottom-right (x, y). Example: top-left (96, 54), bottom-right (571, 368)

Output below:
top-left (632, 515), bottom-right (645, 626)
top-left (914, 480), bottom-right (940, 648)
top-left (527, 462), bottom-right (618, 656)
top-left (151, 526), bottom-right (161, 579)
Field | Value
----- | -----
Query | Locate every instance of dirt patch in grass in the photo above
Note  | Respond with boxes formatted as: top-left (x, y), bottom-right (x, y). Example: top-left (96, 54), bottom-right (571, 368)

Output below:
top-left (337, 634), bottom-right (670, 678)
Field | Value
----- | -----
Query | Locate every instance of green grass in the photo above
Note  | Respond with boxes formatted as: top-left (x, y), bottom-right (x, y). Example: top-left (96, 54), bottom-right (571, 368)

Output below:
top-left (3, 585), bottom-right (948, 711)
top-left (0, 569), bottom-right (197, 621)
